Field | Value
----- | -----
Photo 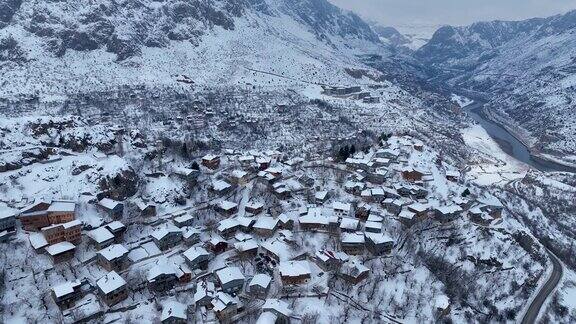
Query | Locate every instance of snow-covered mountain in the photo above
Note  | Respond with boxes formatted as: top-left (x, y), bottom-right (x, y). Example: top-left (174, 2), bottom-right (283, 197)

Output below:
top-left (415, 10), bottom-right (576, 165)
top-left (0, 0), bottom-right (388, 98)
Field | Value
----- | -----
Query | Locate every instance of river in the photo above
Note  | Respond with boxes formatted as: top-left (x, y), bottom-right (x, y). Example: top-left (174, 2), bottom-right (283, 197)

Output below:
top-left (464, 101), bottom-right (576, 173)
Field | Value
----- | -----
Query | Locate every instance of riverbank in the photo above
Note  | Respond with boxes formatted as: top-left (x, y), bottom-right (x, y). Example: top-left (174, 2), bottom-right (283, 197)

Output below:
top-left (464, 101), bottom-right (576, 173)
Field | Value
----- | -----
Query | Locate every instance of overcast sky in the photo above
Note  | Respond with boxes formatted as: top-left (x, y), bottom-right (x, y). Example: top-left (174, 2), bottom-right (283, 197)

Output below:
top-left (329, 0), bottom-right (576, 27)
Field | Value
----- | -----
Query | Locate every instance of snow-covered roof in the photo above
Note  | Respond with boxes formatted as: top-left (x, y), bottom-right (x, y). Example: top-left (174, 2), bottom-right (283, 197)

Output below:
top-left (88, 227), bottom-right (114, 243)
top-left (299, 207), bottom-right (337, 225)
top-left (262, 298), bottom-right (293, 317)
top-left (408, 202), bottom-right (429, 212)
top-left (98, 244), bottom-right (129, 261)
top-left (46, 242), bottom-right (75, 256)
top-left (398, 209), bottom-right (416, 220)
top-left (52, 281), bottom-right (81, 298)
top-left (47, 201), bottom-right (76, 212)
top-left (217, 218), bottom-right (240, 232)
top-left (253, 216), bottom-right (279, 230)
top-left (215, 266), bottom-right (245, 284)
top-left (161, 300), bottom-right (187, 321)
top-left (96, 271), bottom-right (126, 294)
top-left (436, 205), bottom-right (463, 214)
top-left (315, 250), bottom-right (349, 263)
top-left (256, 311), bottom-right (278, 324)
top-left (249, 273), bottom-right (271, 288)
top-left (333, 201), bottom-right (352, 212)
top-left (211, 292), bottom-right (238, 312)
top-left (105, 221), bottom-right (126, 232)
top-left (29, 232), bottom-right (48, 250)
top-left (234, 239), bottom-right (258, 252)
top-left (183, 246), bottom-right (210, 262)
top-left (148, 262), bottom-right (177, 281)
top-left (365, 232), bottom-right (393, 245)
top-left (202, 154), bottom-right (219, 161)
top-left (341, 261), bottom-right (369, 278)
top-left (341, 232), bottom-right (365, 244)
top-left (231, 169), bottom-right (248, 178)
top-left (218, 200), bottom-right (238, 211)
top-left (151, 224), bottom-right (181, 241)
top-left (212, 179), bottom-right (231, 191)
top-left (278, 260), bottom-right (311, 277)
top-left (365, 221), bottom-right (382, 230)
top-left (339, 218), bottom-right (359, 230)
top-left (99, 198), bottom-right (121, 210)
top-left (260, 239), bottom-right (292, 261)
top-left (315, 191), bottom-right (328, 200)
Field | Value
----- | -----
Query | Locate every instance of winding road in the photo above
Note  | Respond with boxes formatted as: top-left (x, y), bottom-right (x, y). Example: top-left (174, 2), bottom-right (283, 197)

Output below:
top-left (463, 101), bottom-right (566, 322)
top-left (521, 249), bottom-right (563, 324)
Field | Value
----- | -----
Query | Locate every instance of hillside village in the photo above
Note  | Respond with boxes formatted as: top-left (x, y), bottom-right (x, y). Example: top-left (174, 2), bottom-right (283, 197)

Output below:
top-left (1, 126), bottom-right (546, 324)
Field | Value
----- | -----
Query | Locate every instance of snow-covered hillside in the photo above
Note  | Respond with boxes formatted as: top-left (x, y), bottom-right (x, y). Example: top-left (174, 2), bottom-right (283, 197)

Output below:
top-left (0, 0), bottom-right (390, 99)
top-left (415, 10), bottom-right (576, 165)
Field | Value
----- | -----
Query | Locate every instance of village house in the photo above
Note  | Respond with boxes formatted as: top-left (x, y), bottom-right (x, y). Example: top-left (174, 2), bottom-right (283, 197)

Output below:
top-left (217, 218), bottom-right (240, 238)
top-left (366, 168), bottom-right (389, 184)
top-left (211, 179), bottom-right (233, 196)
top-left (161, 300), bottom-right (188, 324)
top-left (355, 202), bottom-right (371, 220)
top-left (151, 225), bottom-right (183, 250)
top-left (29, 232), bottom-right (49, 252)
top-left (238, 155), bottom-right (255, 168)
top-left (182, 227), bottom-right (201, 245)
top-left (236, 216), bottom-right (256, 233)
top-left (344, 180), bottom-right (365, 196)
top-left (248, 273), bottom-right (272, 299)
top-left (384, 198), bottom-right (404, 215)
top-left (314, 250), bottom-right (349, 271)
top-left (245, 201), bottom-right (264, 215)
top-left (253, 216), bottom-right (279, 237)
top-left (364, 220), bottom-right (382, 233)
top-left (299, 207), bottom-right (339, 231)
top-left (365, 232), bottom-right (394, 255)
top-left (212, 292), bottom-right (240, 323)
top-left (398, 209), bottom-right (417, 227)
top-left (469, 207), bottom-right (494, 226)
top-left (105, 220), bottom-right (127, 242)
top-left (260, 239), bottom-right (293, 262)
top-left (341, 232), bottom-right (365, 255)
top-left (407, 202), bottom-right (430, 219)
top-left (339, 217), bottom-right (360, 233)
top-left (278, 260), bottom-right (312, 286)
top-left (315, 191), bottom-right (329, 204)
top-left (234, 238), bottom-right (259, 257)
top-left (215, 200), bottom-right (238, 216)
top-left (173, 213), bottom-right (195, 228)
top-left (46, 241), bottom-right (76, 263)
top-left (230, 169), bottom-right (250, 185)
top-left (201, 154), bottom-right (221, 170)
top-left (148, 263), bottom-right (179, 292)
top-left (400, 167), bottom-right (424, 182)
top-left (96, 271), bottom-right (128, 306)
top-left (340, 261), bottom-right (370, 284)
top-left (277, 213), bottom-right (294, 230)
top-left (52, 281), bottom-right (82, 309)
top-left (445, 170), bottom-right (461, 182)
top-left (173, 167), bottom-right (200, 183)
top-left (97, 244), bottom-right (129, 271)
top-left (208, 235), bottom-right (228, 254)
top-left (88, 227), bottom-right (115, 249)
top-left (41, 219), bottom-right (82, 245)
top-left (136, 200), bottom-right (157, 217)
top-left (0, 213), bottom-right (16, 233)
top-left (261, 299), bottom-right (292, 324)
top-left (194, 281), bottom-right (215, 307)
top-left (256, 156), bottom-right (272, 170)
top-left (183, 246), bottom-right (211, 270)
top-left (98, 198), bottom-right (124, 219)
top-left (215, 266), bottom-right (245, 293)
top-left (19, 200), bottom-right (77, 231)
top-left (434, 205), bottom-right (463, 223)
